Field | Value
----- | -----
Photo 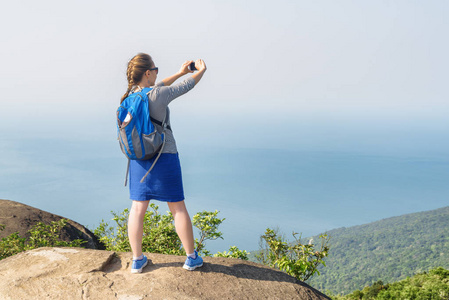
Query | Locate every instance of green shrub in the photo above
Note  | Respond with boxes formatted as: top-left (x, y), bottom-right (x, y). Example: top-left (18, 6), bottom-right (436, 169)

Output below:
top-left (94, 203), bottom-right (183, 255)
top-left (0, 219), bottom-right (85, 261)
top-left (214, 246), bottom-right (249, 260)
top-left (0, 232), bottom-right (26, 260)
top-left (94, 204), bottom-right (226, 256)
top-left (192, 210), bottom-right (225, 257)
top-left (256, 228), bottom-right (330, 281)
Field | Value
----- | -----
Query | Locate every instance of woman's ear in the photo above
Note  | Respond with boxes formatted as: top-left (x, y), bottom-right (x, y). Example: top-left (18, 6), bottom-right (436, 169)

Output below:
top-left (145, 70), bottom-right (151, 77)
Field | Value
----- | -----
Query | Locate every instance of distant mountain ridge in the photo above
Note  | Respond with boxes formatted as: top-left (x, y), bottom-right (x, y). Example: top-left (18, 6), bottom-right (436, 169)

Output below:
top-left (307, 206), bottom-right (449, 295)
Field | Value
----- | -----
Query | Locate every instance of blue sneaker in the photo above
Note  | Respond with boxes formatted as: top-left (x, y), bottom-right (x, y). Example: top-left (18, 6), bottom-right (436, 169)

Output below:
top-left (183, 251), bottom-right (203, 271)
top-left (131, 255), bottom-right (148, 273)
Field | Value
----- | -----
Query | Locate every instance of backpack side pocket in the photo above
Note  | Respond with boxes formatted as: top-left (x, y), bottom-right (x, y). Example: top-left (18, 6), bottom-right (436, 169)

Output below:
top-left (141, 129), bottom-right (163, 160)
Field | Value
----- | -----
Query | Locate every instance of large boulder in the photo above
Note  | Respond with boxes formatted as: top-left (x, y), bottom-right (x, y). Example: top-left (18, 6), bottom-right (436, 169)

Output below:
top-left (0, 247), bottom-right (330, 299)
top-left (0, 199), bottom-right (104, 250)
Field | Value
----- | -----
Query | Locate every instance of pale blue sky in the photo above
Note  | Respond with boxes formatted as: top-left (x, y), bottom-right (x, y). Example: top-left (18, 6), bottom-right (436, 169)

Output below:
top-left (1, 0), bottom-right (448, 158)
top-left (1, 0), bottom-right (448, 121)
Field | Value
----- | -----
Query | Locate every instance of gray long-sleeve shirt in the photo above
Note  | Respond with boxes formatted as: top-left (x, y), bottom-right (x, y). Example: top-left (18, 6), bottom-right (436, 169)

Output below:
top-left (132, 77), bottom-right (195, 154)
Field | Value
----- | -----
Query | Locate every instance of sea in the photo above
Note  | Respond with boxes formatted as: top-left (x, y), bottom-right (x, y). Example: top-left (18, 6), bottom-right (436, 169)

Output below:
top-left (1, 110), bottom-right (448, 254)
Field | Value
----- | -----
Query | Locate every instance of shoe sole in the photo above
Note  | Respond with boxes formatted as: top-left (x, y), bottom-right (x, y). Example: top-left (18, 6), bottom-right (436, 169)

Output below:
top-left (131, 259), bottom-right (148, 274)
top-left (183, 262), bottom-right (203, 271)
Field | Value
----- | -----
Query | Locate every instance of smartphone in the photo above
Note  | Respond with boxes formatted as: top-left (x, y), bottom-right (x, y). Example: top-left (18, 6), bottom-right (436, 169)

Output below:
top-left (188, 62), bottom-right (197, 71)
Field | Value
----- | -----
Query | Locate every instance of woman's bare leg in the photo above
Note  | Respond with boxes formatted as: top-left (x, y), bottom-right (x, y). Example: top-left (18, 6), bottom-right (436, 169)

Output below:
top-left (128, 200), bottom-right (150, 258)
top-left (168, 200), bottom-right (195, 255)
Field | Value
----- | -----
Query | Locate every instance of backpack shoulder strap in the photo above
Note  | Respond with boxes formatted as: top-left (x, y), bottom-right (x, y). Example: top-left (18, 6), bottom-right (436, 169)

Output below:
top-left (150, 116), bottom-right (172, 131)
top-left (142, 87), bottom-right (153, 94)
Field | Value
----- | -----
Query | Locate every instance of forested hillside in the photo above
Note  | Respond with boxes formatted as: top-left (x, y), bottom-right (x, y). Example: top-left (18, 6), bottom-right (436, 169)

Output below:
top-left (307, 206), bottom-right (449, 295)
top-left (333, 267), bottom-right (449, 299)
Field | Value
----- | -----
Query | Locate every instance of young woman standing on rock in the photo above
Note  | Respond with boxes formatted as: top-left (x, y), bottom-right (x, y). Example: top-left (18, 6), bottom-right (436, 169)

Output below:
top-left (120, 53), bottom-right (207, 273)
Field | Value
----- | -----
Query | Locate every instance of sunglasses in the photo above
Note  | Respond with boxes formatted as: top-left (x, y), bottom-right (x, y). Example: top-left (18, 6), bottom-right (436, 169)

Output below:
top-left (149, 67), bottom-right (159, 74)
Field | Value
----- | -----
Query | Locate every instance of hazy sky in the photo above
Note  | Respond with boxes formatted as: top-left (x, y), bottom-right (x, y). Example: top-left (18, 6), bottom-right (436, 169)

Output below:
top-left (0, 1), bottom-right (448, 159)
top-left (2, 0), bottom-right (448, 120)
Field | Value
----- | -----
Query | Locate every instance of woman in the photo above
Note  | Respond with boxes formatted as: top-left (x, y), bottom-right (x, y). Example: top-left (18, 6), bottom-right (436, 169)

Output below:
top-left (120, 53), bottom-right (207, 273)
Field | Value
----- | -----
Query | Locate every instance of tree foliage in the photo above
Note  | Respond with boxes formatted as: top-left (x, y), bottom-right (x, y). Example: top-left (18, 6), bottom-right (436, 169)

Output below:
top-left (308, 206), bottom-right (449, 295)
top-left (94, 204), bottom-right (228, 257)
top-left (0, 219), bottom-right (85, 260)
top-left (214, 246), bottom-right (249, 260)
top-left (192, 210), bottom-right (225, 256)
top-left (94, 203), bottom-right (183, 255)
top-left (333, 267), bottom-right (449, 300)
top-left (256, 228), bottom-right (330, 281)
top-left (1, 206), bottom-right (248, 264)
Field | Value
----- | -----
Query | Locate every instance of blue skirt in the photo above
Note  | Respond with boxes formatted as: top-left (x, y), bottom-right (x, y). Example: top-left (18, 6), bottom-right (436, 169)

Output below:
top-left (129, 153), bottom-right (185, 202)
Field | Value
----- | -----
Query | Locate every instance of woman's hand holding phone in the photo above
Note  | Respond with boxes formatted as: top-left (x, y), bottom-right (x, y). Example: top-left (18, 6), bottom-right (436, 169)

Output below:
top-left (194, 59), bottom-right (206, 72)
top-left (179, 60), bottom-right (194, 75)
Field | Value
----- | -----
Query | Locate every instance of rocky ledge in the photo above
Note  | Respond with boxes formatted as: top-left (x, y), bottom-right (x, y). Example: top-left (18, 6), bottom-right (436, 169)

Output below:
top-left (0, 247), bottom-right (330, 299)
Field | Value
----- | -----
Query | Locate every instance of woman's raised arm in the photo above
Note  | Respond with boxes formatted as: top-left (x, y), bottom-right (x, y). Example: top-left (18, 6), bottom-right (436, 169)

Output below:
top-left (159, 61), bottom-right (193, 86)
top-left (152, 59), bottom-right (207, 106)
top-left (191, 59), bottom-right (207, 86)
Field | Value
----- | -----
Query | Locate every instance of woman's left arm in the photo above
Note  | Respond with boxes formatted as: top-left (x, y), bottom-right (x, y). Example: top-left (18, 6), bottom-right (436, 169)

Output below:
top-left (159, 61), bottom-right (193, 86)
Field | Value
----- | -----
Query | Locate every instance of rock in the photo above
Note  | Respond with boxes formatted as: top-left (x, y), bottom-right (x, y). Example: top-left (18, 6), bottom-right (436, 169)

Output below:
top-left (0, 247), bottom-right (330, 299)
top-left (0, 199), bottom-right (104, 250)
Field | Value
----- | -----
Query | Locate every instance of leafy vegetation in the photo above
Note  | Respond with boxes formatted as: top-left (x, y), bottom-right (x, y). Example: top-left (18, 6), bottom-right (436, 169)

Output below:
top-left (192, 210), bottom-right (225, 257)
top-left (308, 206), bottom-right (449, 295)
top-left (95, 207), bottom-right (329, 281)
top-left (94, 203), bottom-right (183, 255)
top-left (2, 205), bottom-right (328, 284)
top-left (331, 267), bottom-right (449, 300)
top-left (214, 245), bottom-right (250, 260)
top-left (0, 219), bottom-right (85, 260)
top-left (256, 228), bottom-right (330, 281)
top-left (1, 206), bottom-right (250, 264)
top-left (93, 203), bottom-right (244, 258)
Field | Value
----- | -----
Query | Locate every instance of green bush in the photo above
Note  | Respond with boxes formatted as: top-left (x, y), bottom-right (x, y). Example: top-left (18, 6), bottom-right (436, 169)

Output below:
top-left (0, 231), bottom-right (26, 260)
top-left (256, 228), bottom-right (330, 281)
top-left (192, 210), bottom-right (225, 257)
top-left (94, 203), bottom-right (183, 255)
top-left (94, 204), bottom-right (226, 257)
top-left (214, 246), bottom-right (249, 260)
top-left (0, 219), bottom-right (85, 261)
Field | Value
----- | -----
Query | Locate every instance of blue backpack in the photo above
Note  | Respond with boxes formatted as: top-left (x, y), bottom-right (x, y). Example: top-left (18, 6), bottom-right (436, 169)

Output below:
top-left (117, 87), bottom-right (166, 185)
